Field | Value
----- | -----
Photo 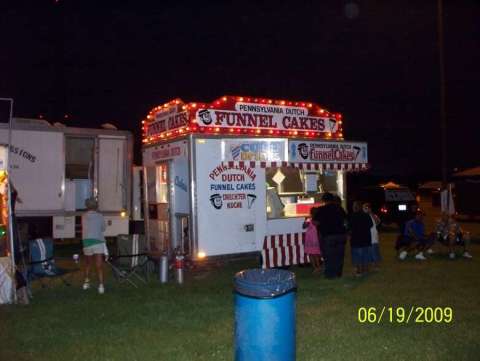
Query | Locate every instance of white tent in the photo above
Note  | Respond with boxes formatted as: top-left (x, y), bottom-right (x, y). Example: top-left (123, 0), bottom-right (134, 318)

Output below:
top-left (453, 166), bottom-right (480, 178)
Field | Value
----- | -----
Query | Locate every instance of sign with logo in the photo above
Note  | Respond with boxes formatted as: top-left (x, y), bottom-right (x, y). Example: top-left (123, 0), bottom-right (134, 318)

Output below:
top-left (208, 163), bottom-right (257, 210)
top-left (196, 101), bottom-right (339, 134)
top-left (289, 140), bottom-right (368, 164)
top-left (146, 104), bottom-right (188, 137)
top-left (223, 139), bottom-right (286, 162)
top-left (143, 140), bottom-right (187, 165)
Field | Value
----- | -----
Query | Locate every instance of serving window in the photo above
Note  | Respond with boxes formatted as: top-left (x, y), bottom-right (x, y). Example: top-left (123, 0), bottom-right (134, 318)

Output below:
top-left (265, 167), bottom-right (345, 218)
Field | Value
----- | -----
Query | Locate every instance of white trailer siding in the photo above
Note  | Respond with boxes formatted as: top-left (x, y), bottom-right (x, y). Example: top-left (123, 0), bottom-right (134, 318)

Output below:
top-left (0, 120), bottom-right (133, 239)
top-left (97, 136), bottom-right (127, 212)
top-left (194, 138), bottom-right (266, 257)
top-left (143, 140), bottom-right (190, 251)
top-left (0, 129), bottom-right (64, 213)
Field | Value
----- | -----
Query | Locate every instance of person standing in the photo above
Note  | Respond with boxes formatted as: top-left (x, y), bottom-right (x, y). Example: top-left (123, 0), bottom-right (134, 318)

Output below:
top-left (314, 192), bottom-right (348, 279)
top-left (363, 202), bottom-right (382, 269)
top-left (349, 202), bottom-right (374, 276)
top-left (82, 197), bottom-right (107, 294)
top-left (304, 207), bottom-right (322, 274)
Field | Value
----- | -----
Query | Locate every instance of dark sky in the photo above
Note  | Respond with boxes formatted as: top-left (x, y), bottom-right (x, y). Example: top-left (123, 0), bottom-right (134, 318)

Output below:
top-left (1, 0), bottom-right (479, 179)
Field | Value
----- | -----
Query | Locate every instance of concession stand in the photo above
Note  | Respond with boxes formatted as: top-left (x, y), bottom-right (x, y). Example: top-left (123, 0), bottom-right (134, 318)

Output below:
top-left (141, 96), bottom-right (368, 268)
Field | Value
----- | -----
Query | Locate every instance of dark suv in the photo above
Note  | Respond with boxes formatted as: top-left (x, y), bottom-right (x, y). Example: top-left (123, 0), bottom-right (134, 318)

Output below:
top-left (350, 185), bottom-right (419, 227)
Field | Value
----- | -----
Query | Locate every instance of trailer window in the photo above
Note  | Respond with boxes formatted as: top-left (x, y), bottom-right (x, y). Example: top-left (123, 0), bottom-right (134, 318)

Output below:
top-left (318, 171), bottom-right (338, 193)
top-left (65, 137), bottom-right (94, 179)
top-left (266, 167), bottom-right (303, 194)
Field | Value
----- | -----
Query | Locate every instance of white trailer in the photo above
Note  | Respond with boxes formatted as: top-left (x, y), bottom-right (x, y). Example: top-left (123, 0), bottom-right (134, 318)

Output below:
top-left (142, 96), bottom-right (369, 267)
top-left (0, 118), bottom-right (133, 239)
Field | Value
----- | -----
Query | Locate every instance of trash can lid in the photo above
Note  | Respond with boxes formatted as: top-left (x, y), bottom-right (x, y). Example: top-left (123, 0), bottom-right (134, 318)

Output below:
top-left (234, 268), bottom-right (297, 299)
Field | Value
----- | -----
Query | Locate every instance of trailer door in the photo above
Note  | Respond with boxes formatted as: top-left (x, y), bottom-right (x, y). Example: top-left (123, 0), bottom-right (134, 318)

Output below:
top-left (145, 162), bottom-right (171, 252)
top-left (4, 130), bottom-right (65, 213)
top-left (97, 136), bottom-right (126, 211)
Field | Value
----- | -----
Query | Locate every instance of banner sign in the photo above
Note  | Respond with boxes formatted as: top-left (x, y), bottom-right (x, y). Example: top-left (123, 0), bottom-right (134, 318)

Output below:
top-left (288, 140), bottom-right (368, 164)
top-left (146, 104), bottom-right (188, 137)
top-left (196, 101), bottom-right (339, 134)
top-left (222, 139), bottom-right (287, 162)
top-left (143, 140), bottom-right (187, 165)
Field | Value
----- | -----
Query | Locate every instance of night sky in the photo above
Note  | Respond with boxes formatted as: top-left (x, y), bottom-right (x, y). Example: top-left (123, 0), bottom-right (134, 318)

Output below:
top-left (1, 0), bottom-right (479, 180)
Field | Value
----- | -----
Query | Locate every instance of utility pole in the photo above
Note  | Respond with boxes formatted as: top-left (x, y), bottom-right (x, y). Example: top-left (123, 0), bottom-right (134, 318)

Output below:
top-left (50, 0), bottom-right (66, 122)
top-left (437, 0), bottom-right (447, 186)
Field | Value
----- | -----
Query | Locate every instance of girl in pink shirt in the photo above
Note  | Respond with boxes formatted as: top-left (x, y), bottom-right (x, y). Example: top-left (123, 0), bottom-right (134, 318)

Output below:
top-left (304, 207), bottom-right (322, 273)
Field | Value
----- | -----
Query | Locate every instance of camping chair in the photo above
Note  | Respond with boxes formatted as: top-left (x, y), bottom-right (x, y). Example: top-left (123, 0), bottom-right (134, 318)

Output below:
top-left (107, 234), bottom-right (152, 287)
top-left (28, 238), bottom-right (74, 288)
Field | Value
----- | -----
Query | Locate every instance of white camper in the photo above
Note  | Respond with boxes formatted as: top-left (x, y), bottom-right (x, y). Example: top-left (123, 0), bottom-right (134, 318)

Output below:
top-left (0, 118), bottom-right (133, 239)
top-left (142, 96), bottom-right (369, 267)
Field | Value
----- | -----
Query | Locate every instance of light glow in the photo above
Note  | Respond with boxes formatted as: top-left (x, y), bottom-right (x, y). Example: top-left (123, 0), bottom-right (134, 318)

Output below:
top-left (142, 95), bottom-right (342, 145)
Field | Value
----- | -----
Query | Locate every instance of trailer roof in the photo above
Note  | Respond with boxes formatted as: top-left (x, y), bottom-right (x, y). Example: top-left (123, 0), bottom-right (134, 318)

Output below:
top-left (1, 118), bottom-right (132, 138)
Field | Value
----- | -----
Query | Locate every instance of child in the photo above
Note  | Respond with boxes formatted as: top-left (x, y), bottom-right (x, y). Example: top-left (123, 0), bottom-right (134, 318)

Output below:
top-left (304, 207), bottom-right (322, 274)
top-left (363, 203), bottom-right (381, 269)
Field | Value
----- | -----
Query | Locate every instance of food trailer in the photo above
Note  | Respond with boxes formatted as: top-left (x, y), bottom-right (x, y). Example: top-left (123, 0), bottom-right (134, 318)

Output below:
top-left (142, 96), bottom-right (368, 268)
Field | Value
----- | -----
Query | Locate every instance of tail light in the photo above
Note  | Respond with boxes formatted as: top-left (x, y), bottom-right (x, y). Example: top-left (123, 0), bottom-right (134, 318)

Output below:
top-left (380, 206), bottom-right (388, 214)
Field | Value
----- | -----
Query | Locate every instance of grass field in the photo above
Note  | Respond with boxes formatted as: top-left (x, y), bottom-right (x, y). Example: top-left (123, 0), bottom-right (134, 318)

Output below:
top-left (1, 232), bottom-right (480, 361)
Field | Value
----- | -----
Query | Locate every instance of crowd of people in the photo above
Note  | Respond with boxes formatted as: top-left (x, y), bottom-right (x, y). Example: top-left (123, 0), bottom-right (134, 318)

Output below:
top-left (396, 210), bottom-right (473, 261)
top-left (304, 193), bottom-right (381, 279)
top-left (304, 192), bottom-right (473, 279)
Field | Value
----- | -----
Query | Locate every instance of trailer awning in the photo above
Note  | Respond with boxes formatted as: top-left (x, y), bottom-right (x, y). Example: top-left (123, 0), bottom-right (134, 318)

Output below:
top-left (222, 161), bottom-right (368, 171)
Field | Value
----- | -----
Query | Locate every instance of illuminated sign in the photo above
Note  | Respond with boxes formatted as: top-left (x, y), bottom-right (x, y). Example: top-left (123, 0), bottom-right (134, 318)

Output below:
top-left (142, 96), bottom-right (343, 143)
top-left (196, 102), bottom-right (338, 133)
top-left (146, 105), bottom-right (188, 137)
top-left (289, 140), bottom-right (368, 164)
top-left (223, 139), bottom-right (286, 162)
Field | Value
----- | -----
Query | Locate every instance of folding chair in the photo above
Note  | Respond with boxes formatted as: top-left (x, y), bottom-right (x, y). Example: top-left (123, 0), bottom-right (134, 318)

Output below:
top-left (107, 234), bottom-right (152, 287)
top-left (28, 238), bottom-right (74, 288)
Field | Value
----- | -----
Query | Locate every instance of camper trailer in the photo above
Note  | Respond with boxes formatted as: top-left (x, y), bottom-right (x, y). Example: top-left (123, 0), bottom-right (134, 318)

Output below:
top-left (0, 118), bottom-right (133, 239)
top-left (142, 96), bottom-right (369, 268)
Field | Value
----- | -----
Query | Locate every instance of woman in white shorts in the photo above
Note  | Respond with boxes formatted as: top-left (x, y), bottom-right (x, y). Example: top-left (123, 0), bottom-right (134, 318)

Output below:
top-left (82, 198), bottom-right (107, 294)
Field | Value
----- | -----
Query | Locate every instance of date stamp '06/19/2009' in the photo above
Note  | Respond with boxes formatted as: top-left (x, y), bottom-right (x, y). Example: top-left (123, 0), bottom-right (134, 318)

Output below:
top-left (357, 307), bottom-right (453, 324)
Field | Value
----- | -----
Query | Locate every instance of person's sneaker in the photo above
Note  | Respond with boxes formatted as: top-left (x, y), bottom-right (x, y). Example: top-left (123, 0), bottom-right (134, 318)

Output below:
top-left (426, 248), bottom-right (435, 254)
top-left (449, 252), bottom-right (456, 260)
top-left (415, 252), bottom-right (426, 260)
top-left (82, 280), bottom-right (90, 290)
top-left (398, 250), bottom-right (408, 260)
top-left (463, 251), bottom-right (473, 259)
top-left (98, 284), bottom-right (105, 294)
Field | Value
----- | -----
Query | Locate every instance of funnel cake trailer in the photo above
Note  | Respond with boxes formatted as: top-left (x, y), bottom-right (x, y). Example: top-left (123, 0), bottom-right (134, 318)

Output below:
top-left (141, 96), bottom-right (368, 268)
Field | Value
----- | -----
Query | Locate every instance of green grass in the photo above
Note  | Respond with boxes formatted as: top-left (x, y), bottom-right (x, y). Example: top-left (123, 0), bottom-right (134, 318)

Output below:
top-left (1, 233), bottom-right (480, 361)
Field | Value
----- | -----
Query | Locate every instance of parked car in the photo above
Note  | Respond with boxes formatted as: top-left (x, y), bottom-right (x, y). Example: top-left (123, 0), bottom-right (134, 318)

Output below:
top-left (349, 184), bottom-right (419, 228)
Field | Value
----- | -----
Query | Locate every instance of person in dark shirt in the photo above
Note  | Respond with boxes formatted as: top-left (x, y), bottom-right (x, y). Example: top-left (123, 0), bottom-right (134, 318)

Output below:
top-left (314, 192), bottom-right (348, 279)
top-left (396, 210), bottom-right (430, 260)
top-left (349, 201), bottom-right (374, 276)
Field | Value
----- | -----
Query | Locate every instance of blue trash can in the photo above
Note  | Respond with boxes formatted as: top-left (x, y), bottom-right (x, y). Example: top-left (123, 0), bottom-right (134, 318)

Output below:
top-left (234, 268), bottom-right (297, 361)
